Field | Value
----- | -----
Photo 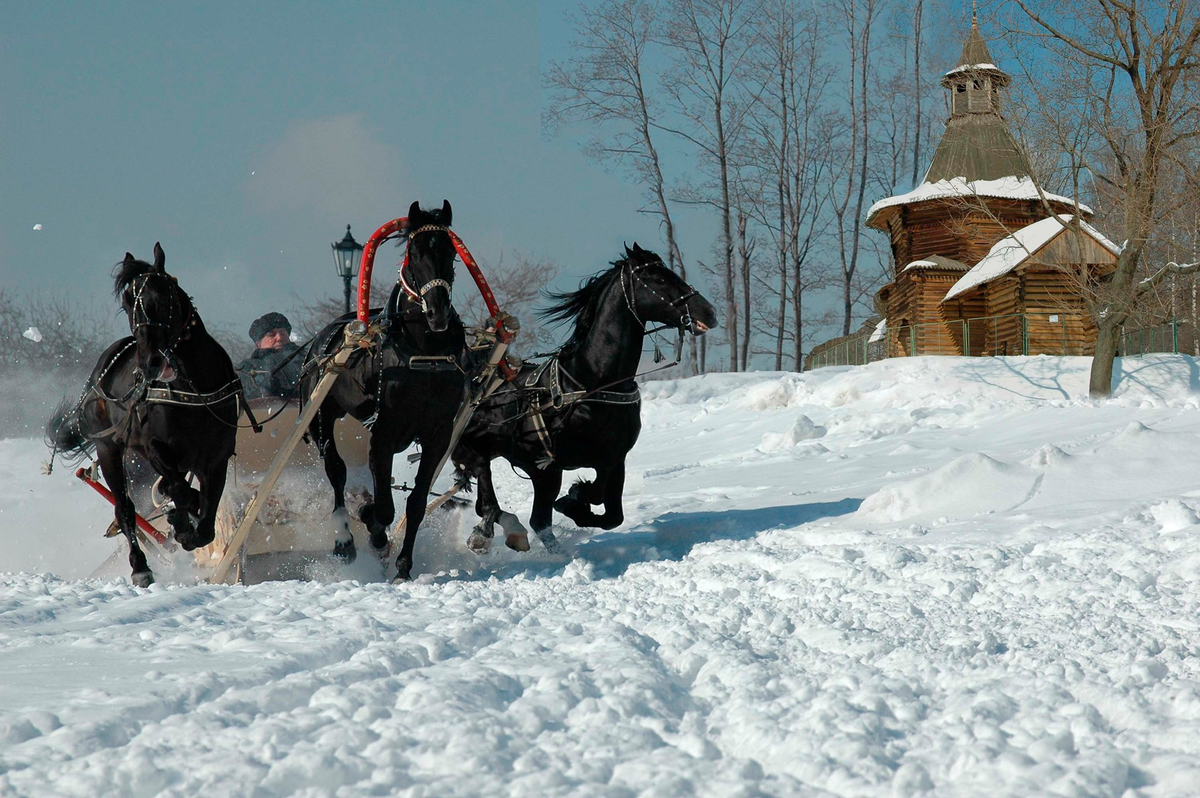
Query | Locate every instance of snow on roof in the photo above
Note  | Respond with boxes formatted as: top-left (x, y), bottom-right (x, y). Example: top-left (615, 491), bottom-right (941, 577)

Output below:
top-left (867, 317), bottom-right (887, 343)
top-left (866, 175), bottom-right (1091, 225)
top-left (945, 63), bottom-right (1000, 75)
top-left (901, 255), bottom-right (971, 273)
top-left (943, 214), bottom-right (1121, 302)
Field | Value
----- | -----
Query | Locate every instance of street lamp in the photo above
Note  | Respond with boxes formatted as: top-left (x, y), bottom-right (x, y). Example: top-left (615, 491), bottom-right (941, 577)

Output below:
top-left (331, 224), bottom-right (364, 315)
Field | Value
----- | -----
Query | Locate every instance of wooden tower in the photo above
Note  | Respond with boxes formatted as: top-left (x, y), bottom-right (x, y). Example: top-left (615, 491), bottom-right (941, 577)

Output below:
top-left (865, 19), bottom-right (1118, 358)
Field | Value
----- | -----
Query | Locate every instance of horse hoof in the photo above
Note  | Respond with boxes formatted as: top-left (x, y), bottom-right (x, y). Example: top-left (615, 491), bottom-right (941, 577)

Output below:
top-left (333, 537), bottom-right (357, 563)
top-left (467, 529), bottom-right (492, 555)
top-left (504, 532), bottom-right (530, 552)
top-left (553, 496), bottom-right (585, 524)
top-left (393, 557), bottom-right (412, 582)
top-left (132, 571), bottom-right (155, 588)
top-left (535, 529), bottom-right (562, 554)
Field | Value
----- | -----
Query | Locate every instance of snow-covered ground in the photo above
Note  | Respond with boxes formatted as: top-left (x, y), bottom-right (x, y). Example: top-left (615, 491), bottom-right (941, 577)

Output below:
top-left (5, 355), bottom-right (1200, 796)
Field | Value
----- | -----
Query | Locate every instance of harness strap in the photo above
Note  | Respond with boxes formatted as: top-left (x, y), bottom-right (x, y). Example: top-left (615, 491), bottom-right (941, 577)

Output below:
top-left (143, 378), bottom-right (243, 407)
top-left (521, 357), bottom-right (641, 468)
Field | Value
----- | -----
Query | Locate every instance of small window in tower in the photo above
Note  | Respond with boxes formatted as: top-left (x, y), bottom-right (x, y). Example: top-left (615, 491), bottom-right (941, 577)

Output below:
top-left (972, 79), bottom-right (982, 90)
top-left (956, 83), bottom-right (966, 93)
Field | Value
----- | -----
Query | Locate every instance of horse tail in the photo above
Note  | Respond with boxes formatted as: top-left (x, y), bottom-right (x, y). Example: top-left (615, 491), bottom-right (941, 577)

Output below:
top-left (45, 398), bottom-right (94, 464)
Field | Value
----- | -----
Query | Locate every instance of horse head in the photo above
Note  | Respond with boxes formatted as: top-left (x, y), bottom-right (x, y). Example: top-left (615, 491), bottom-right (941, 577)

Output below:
top-left (620, 243), bottom-right (718, 336)
top-left (113, 243), bottom-right (192, 383)
top-left (397, 200), bottom-right (456, 333)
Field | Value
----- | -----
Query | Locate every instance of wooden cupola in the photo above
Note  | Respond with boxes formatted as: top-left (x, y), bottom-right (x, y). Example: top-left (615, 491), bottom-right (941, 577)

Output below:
top-left (925, 17), bottom-right (1027, 184)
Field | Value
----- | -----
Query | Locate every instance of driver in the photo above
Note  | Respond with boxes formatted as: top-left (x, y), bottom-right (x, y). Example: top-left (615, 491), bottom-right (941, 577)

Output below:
top-left (236, 312), bottom-right (303, 401)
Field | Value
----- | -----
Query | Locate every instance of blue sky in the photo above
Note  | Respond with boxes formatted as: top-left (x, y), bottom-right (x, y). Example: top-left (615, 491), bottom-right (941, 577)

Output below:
top-left (1, 2), bottom-right (668, 341)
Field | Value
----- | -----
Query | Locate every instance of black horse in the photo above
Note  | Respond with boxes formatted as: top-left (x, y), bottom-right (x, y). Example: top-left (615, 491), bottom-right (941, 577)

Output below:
top-left (302, 200), bottom-right (466, 581)
top-left (47, 244), bottom-right (240, 586)
top-left (453, 243), bottom-right (718, 554)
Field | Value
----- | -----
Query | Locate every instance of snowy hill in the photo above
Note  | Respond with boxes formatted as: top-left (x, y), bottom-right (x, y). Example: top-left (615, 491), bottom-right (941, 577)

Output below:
top-left (4, 355), bottom-right (1200, 796)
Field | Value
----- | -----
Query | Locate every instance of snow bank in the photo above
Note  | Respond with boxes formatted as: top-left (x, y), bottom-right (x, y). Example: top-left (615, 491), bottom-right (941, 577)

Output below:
top-left (5, 354), bottom-right (1200, 796)
top-left (857, 452), bottom-right (1041, 522)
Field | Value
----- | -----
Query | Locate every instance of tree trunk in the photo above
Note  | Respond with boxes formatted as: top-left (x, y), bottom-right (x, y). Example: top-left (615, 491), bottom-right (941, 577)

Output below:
top-left (738, 212), bottom-right (752, 371)
top-left (911, 0), bottom-right (923, 187)
top-left (1089, 319), bottom-right (1120, 396)
top-left (792, 277), bottom-right (803, 370)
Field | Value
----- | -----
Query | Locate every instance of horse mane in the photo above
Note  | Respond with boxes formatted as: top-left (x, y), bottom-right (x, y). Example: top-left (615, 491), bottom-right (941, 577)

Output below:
top-left (537, 259), bottom-right (624, 354)
top-left (112, 258), bottom-right (153, 298)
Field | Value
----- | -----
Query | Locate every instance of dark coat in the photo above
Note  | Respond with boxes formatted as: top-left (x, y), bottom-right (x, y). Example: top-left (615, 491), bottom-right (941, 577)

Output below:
top-left (236, 342), bottom-right (302, 400)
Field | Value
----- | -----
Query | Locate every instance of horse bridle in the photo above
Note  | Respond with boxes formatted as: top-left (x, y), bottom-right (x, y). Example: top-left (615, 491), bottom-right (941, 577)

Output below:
top-left (619, 257), bottom-right (700, 332)
top-left (397, 224), bottom-right (454, 313)
top-left (126, 273), bottom-right (193, 378)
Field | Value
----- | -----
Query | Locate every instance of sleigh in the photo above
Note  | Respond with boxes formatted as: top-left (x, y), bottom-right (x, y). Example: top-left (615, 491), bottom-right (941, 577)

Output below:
top-left (81, 213), bottom-right (518, 585)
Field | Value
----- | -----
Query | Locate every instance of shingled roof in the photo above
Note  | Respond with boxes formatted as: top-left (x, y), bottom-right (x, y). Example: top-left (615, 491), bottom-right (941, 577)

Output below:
top-left (924, 21), bottom-right (1028, 183)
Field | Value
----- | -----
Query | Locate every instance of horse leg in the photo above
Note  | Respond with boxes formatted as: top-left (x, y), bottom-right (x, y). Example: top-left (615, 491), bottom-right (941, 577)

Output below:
top-left (97, 445), bottom-right (153, 587)
top-left (360, 427), bottom-right (401, 555)
top-left (145, 440), bottom-right (203, 550)
top-left (463, 454), bottom-right (496, 554)
top-left (393, 426), bottom-right (450, 582)
top-left (593, 463), bottom-right (627, 529)
top-left (563, 476), bottom-right (606, 507)
top-left (529, 467), bottom-right (563, 553)
top-left (462, 454), bottom-right (529, 555)
top-left (191, 460), bottom-right (228, 552)
top-left (554, 464), bottom-right (626, 530)
top-left (314, 409), bottom-right (355, 562)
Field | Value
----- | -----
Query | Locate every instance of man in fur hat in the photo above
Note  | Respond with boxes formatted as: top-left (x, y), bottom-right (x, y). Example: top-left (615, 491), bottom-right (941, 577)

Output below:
top-left (236, 312), bottom-right (303, 401)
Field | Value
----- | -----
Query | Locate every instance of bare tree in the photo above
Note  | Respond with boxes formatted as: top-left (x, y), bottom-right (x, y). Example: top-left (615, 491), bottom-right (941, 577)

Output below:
top-left (546, 0), bottom-right (703, 372)
top-left (1011, 0), bottom-right (1200, 396)
top-left (829, 0), bottom-right (888, 335)
top-left (660, 0), bottom-right (762, 370)
top-left (458, 252), bottom-right (562, 356)
top-left (742, 0), bottom-right (837, 369)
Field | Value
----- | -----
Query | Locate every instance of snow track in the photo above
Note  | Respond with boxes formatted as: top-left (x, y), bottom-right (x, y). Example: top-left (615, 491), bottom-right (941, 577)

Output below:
top-left (4, 355), bottom-right (1200, 796)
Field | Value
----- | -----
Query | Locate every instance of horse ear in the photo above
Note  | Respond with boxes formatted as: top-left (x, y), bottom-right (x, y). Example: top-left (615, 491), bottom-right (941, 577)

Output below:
top-left (624, 243), bottom-right (633, 258)
top-left (124, 252), bottom-right (136, 264)
top-left (632, 242), bottom-right (645, 255)
top-left (408, 201), bottom-right (421, 221)
top-left (152, 242), bottom-right (165, 272)
top-left (441, 200), bottom-right (452, 225)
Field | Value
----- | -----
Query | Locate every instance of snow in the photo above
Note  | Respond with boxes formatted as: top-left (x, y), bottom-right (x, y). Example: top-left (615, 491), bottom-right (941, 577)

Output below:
top-left (866, 176), bottom-right (1091, 226)
top-left (945, 214), bottom-right (1123, 301)
top-left (902, 259), bottom-right (940, 271)
top-left (32, 224), bottom-right (42, 231)
top-left (867, 318), bottom-right (887, 344)
top-left (5, 355), bottom-right (1200, 795)
top-left (22, 327), bottom-right (42, 343)
top-left (944, 63), bottom-right (1000, 75)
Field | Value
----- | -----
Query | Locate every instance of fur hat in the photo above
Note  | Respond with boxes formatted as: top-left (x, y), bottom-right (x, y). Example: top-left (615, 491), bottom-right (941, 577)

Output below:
top-left (249, 312), bottom-right (291, 342)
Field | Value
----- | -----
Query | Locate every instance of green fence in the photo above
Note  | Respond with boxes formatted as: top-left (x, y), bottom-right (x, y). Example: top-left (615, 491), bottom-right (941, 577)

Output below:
top-left (805, 334), bottom-right (886, 369)
top-left (1119, 320), bottom-right (1180, 356)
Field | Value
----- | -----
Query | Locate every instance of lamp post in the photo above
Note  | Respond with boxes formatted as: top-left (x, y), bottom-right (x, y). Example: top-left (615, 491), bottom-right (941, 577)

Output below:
top-left (331, 224), bottom-right (364, 315)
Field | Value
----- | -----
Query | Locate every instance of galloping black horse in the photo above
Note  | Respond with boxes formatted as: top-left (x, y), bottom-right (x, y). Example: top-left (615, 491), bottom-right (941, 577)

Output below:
top-left (47, 244), bottom-right (240, 586)
top-left (453, 243), bottom-right (718, 554)
top-left (302, 201), bottom-right (466, 581)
